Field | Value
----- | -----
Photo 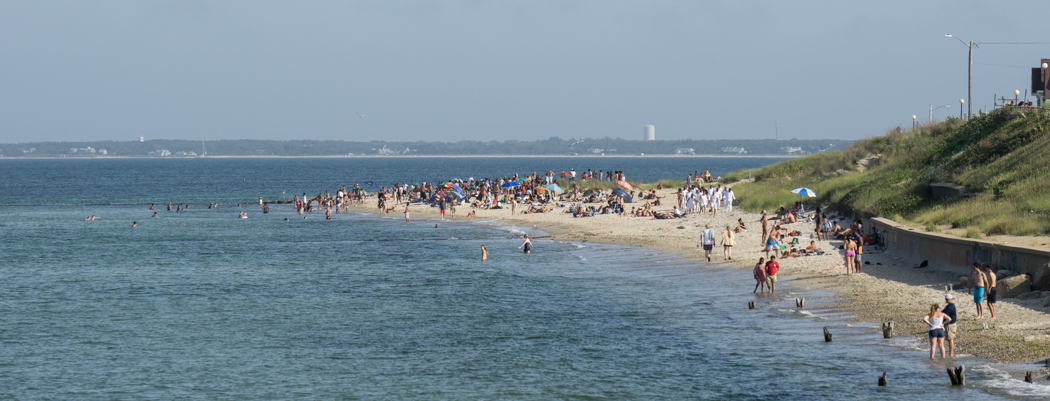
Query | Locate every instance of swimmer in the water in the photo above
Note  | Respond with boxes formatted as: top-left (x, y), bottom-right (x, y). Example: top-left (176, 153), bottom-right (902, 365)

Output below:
top-left (149, 203), bottom-right (155, 210)
top-left (132, 221), bottom-right (137, 227)
top-left (518, 234), bottom-right (533, 254)
top-left (481, 245), bottom-right (488, 261)
top-left (152, 212), bottom-right (158, 217)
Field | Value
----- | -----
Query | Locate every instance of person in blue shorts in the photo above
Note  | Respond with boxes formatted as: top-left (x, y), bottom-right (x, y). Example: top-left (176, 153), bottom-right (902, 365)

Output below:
top-left (968, 263), bottom-right (989, 319)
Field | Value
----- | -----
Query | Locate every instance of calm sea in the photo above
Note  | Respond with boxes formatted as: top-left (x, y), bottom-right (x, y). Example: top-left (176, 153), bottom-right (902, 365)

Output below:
top-left (0, 157), bottom-right (1043, 400)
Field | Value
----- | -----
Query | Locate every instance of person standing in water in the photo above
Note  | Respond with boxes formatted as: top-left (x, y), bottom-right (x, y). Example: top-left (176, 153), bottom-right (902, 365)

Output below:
top-left (753, 257), bottom-right (767, 294)
top-left (518, 234), bottom-right (533, 254)
top-left (481, 245), bottom-right (488, 261)
top-left (923, 303), bottom-right (951, 359)
top-left (404, 203), bottom-right (411, 223)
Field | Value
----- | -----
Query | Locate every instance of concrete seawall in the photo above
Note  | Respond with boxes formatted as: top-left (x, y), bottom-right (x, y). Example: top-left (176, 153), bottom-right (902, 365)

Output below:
top-left (870, 217), bottom-right (1050, 276)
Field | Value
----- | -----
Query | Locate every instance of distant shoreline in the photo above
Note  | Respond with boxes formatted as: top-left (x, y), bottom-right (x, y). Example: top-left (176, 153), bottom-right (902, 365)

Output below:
top-left (0, 154), bottom-right (798, 160)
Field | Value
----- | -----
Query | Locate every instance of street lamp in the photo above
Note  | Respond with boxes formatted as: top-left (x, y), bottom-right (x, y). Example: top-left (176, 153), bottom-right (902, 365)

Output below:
top-left (912, 115), bottom-right (917, 130)
top-left (1043, 63), bottom-right (1049, 107)
top-left (945, 34), bottom-right (974, 119)
top-left (929, 104), bottom-right (950, 124)
top-left (959, 99), bottom-right (965, 119)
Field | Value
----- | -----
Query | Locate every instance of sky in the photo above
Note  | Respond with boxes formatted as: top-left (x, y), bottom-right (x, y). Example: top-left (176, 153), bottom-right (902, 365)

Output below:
top-left (1, 1), bottom-right (1047, 143)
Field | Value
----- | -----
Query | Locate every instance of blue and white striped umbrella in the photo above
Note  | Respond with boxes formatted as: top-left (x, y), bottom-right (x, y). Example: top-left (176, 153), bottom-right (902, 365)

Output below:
top-left (791, 187), bottom-right (817, 197)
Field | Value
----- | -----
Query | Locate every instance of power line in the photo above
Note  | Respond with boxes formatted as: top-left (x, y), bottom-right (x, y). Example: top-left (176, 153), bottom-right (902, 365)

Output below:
top-left (979, 42), bottom-right (1050, 45)
top-left (974, 62), bottom-right (1032, 68)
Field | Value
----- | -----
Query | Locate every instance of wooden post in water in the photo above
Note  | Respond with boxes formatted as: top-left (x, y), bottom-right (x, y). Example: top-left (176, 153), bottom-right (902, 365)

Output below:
top-left (795, 298), bottom-right (805, 308)
top-left (878, 372), bottom-right (887, 386)
top-left (882, 322), bottom-right (894, 338)
top-left (748, 301), bottom-right (755, 309)
top-left (947, 365), bottom-right (965, 386)
top-left (823, 327), bottom-right (832, 342)
top-left (1025, 371), bottom-right (1034, 383)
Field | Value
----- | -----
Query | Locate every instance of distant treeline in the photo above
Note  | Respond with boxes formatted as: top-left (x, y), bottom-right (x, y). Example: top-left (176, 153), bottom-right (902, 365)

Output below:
top-left (1, 137), bottom-right (855, 157)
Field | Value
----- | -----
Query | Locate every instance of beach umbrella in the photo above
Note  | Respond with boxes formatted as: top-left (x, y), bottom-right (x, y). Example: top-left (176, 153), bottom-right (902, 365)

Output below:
top-left (450, 183), bottom-right (465, 195)
top-left (543, 184), bottom-right (564, 194)
top-left (364, 181), bottom-right (380, 189)
top-left (791, 187), bottom-right (817, 209)
top-left (616, 180), bottom-right (633, 191)
top-left (614, 188), bottom-right (633, 202)
top-left (558, 172), bottom-right (572, 177)
top-left (791, 187), bottom-right (817, 197)
top-left (501, 181), bottom-right (521, 189)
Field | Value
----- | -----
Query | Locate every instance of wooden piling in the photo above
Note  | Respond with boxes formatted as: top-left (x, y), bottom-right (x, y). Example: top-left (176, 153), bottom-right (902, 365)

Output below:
top-left (823, 327), bottom-right (832, 342)
top-left (882, 322), bottom-right (894, 338)
top-left (748, 301), bottom-right (755, 309)
top-left (878, 372), bottom-right (887, 386)
top-left (793, 298), bottom-right (804, 308)
top-left (1025, 371), bottom-right (1034, 383)
top-left (947, 365), bottom-right (965, 386)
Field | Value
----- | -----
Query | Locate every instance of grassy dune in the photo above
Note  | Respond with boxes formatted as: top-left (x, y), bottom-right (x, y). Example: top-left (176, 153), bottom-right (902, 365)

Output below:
top-left (723, 107), bottom-right (1050, 236)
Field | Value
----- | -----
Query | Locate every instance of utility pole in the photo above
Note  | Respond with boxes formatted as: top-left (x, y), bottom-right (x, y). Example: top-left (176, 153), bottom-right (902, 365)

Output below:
top-left (945, 34), bottom-right (974, 119)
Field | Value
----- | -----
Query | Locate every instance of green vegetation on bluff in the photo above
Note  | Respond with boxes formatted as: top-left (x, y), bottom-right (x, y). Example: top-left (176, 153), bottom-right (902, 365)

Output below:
top-left (725, 107), bottom-right (1050, 236)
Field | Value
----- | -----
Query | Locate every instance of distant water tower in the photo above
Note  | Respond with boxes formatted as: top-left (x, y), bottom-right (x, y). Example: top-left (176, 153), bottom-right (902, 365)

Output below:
top-left (644, 125), bottom-right (655, 141)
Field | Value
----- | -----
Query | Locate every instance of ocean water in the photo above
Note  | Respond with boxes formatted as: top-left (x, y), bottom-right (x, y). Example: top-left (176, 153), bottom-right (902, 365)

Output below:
top-left (0, 158), bottom-right (1045, 400)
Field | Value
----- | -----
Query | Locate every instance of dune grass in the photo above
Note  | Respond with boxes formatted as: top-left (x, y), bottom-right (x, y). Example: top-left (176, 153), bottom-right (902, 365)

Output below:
top-left (724, 107), bottom-right (1050, 236)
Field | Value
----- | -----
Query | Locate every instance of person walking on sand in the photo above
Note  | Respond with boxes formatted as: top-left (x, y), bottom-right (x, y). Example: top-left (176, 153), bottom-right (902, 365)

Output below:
top-left (968, 263), bottom-right (989, 319)
top-left (518, 234), bottom-right (533, 254)
top-left (923, 303), bottom-right (952, 359)
top-left (942, 294), bottom-right (958, 357)
top-left (698, 224), bottom-right (715, 262)
top-left (721, 225), bottom-right (735, 261)
top-left (765, 256), bottom-right (780, 294)
top-left (983, 263), bottom-right (997, 320)
top-left (753, 257), bottom-right (767, 294)
top-left (844, 237), bottom-right (857, 275)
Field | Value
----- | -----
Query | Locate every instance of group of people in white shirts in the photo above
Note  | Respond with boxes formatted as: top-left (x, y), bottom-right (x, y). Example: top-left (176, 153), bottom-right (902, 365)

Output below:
top-left (680, 186), bottom-right (735, 215)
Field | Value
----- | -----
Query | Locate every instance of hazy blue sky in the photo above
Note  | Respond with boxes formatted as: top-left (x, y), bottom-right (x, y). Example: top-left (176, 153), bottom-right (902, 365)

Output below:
top-left (1, 1), bottom-right (1046, 143)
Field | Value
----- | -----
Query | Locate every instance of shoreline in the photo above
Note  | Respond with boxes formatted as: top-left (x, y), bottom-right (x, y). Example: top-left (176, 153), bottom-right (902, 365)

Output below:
top-left (349, 190), bottom-right (1050, 369)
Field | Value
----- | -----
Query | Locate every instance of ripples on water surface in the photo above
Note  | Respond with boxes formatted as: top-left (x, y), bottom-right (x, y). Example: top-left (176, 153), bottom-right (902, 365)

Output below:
top-left (0, 158), bottom-right (1044, 399)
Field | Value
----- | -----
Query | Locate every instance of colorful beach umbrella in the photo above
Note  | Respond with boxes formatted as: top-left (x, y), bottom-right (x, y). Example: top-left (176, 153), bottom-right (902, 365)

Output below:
top-left (501, 181), bottom-right (521, 189)
top-left (791, 187), bottom-right (817, 197)
top-left (364, 181), bottom-right (380, 189)
top-left (616, 180), bottom-right (633, 191)
top-left (558, 172), bottom-right (572, 177)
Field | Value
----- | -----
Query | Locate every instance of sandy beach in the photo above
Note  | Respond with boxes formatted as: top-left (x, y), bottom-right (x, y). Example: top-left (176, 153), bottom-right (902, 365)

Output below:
top-left (353, 187), bottom-right (1050, 367)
